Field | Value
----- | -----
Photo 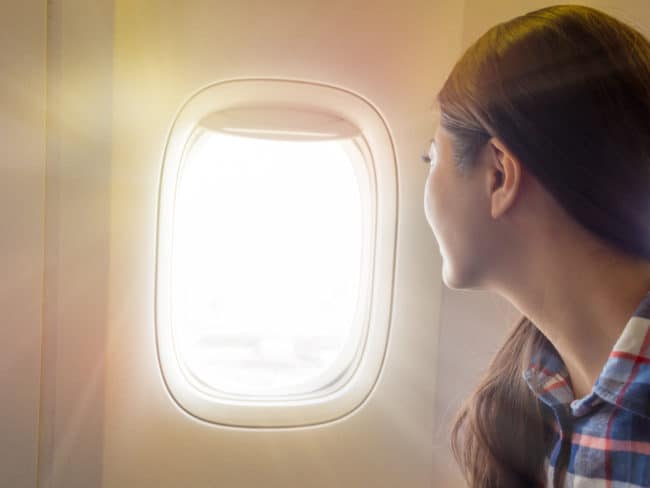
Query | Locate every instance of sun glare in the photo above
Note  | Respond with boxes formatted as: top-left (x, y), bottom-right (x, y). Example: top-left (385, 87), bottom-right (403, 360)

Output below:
top-left (171, 131), bottom-right (364, 396)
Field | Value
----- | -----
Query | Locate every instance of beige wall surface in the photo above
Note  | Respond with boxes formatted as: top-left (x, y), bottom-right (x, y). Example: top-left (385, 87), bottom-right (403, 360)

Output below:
top-left (0, 2), bottom-right (46, 487)
top-left (37, 0), bottom-right (113, 487)
top-left (103, 0), bottom-right (462, 486)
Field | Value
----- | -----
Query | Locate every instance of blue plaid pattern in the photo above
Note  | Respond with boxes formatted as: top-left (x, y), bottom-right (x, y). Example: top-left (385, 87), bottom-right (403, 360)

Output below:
top-left (523, 291), bottom-right (650, 487)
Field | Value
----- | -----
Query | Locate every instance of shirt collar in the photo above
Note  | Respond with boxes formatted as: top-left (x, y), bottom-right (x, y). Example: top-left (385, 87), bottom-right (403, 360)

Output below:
top-left (523, 291), bottom-right (650, 419)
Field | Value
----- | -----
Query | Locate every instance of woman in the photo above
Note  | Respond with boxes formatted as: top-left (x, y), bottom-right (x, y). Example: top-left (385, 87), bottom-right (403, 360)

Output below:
top-left (423, 5), bottom-right (650, 487)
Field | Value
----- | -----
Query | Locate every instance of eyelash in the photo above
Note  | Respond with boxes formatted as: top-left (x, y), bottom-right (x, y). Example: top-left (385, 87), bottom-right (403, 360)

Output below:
top-left (422, 141), bottom-right (437, 166)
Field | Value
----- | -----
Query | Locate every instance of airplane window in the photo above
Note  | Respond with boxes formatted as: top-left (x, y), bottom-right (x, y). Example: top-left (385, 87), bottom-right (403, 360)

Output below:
top-left (156, 80), bottom-right (395, 427)
top-left (171, 130), bottom-right (364, 397)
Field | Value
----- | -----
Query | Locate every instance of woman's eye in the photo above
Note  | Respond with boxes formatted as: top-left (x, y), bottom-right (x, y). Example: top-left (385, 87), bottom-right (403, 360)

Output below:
top-left (422, 140), bottom-right (437, 166)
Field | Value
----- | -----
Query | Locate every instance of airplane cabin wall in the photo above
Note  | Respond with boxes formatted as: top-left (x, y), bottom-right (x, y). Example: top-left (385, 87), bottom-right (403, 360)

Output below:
top-left (103, 1), bottom-right (461, 487)
top-left (0, 2), bottom-right (46, 488)
top-left (3, 1), bottom-right (650, 488)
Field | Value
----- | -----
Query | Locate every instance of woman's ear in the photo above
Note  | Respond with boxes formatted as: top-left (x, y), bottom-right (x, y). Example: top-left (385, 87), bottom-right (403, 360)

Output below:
top-left (487, 137), bottom-right (522, 219)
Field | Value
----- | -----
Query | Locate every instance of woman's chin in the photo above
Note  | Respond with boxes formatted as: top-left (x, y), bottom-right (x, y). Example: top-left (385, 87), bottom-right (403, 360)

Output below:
top-left (441, 259), bottom-right (459, 290)
top-left (441, 257), bottom-right (475, 291)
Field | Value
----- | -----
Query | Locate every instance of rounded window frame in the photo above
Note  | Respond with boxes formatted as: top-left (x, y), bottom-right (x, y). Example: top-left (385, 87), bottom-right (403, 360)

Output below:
top-left (156, 78), bottom-right (398, 428)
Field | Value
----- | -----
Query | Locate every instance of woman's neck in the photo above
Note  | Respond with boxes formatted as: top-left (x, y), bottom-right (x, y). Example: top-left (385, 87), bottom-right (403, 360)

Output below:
top-left (495, 230), bottom-right (650, 400)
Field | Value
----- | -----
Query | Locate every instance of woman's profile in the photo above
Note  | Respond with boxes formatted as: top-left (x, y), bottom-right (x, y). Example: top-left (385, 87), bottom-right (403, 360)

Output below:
top-left (423, 4), bottom-right (650, 487)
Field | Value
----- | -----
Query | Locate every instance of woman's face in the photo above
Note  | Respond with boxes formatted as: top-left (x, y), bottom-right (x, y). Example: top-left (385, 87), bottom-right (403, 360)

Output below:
top-left (423, 126), bottom-right (494, 289)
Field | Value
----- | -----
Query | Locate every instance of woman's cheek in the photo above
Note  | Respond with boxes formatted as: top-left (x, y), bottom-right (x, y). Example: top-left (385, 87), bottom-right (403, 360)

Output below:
top-left (424, 170), bottom-right (439, 234)
top-left (423, 175), bottom-right (433, 230)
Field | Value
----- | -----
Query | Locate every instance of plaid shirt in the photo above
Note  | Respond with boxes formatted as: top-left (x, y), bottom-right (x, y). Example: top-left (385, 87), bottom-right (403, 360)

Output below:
top-left (523, 291), bottom-right (650, 487)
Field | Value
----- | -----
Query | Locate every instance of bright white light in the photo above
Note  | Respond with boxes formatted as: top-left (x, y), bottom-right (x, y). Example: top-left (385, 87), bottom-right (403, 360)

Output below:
top-left (171, 131), bottom-right (363, 396)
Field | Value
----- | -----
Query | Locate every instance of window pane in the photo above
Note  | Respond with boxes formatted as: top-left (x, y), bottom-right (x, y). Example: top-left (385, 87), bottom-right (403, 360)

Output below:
top-left (172, 131), bottom-right (364, 396)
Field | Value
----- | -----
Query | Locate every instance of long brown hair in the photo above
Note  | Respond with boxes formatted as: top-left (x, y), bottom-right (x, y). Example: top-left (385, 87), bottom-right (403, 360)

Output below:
top-left (439, 5), bottom-right (650, 487)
